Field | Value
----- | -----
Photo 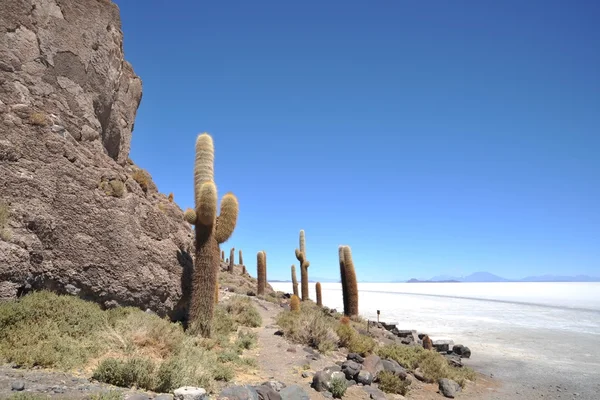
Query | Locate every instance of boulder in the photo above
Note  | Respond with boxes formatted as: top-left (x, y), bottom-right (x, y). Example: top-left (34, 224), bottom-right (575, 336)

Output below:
top-left (341, 360), bottom-right (362, 380)
top-left (357, 370), bottom-right (373, 385)
top-left (392, 329), bottom-right (416, 338)
top-left (452, 344), bottom-right (471, 358)
top-left (380, 359), bottom-right (408, 380)
top-left (362, 355), bottom-right (384, 376)
top-left (279, 385), bottom-right (310, 400)
top-left (219, 386), bottom-right (259, 400)
top-left (254, 385), bottom-right (282, 400)
top-left (347, 353), bottom-right (365, 364)
top-left (433, 340), bottom-right (454, 352)
top-left (155, 396), bottom-right (174, 400)
top-left (438, 379), bottom-right (461, 398)
top-left (312, 370), bottom-right (333, 392)
top-left (11, 381), bottom-right (25, 391)
top-left (174, 387), bottom-right (208, 400)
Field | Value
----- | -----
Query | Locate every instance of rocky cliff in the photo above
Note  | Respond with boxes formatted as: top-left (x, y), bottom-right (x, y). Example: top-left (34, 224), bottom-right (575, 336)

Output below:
top-left (0, 0), bottom-right (194, 319)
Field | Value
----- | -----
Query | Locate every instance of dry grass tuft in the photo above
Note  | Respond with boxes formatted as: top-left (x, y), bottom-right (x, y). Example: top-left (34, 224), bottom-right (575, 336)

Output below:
top-left (132, 169), bottom-right (150, 192)
top-left (29, 112), bottom-right (49, 126)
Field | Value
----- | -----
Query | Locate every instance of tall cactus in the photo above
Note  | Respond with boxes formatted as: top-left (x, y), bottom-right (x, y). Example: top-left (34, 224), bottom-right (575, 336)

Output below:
top-left (291, 265), bottom-right (299, 297)
top-left (339, 245), bottom-right (358, 316)
top-left (221, 250), bottom-right (224, 261)
top-left (295, 230), bottom-right (310, 301)
top-left (183, 133), bottom-right (239, 337)
top-left (257, 250), bottom-right (266, 295)
top-left (316, 282), bottom-right (322, 307)
top-left (229, 247), bottom-right (235, 273)
top-left (239, 249), bottom-right (244, 265)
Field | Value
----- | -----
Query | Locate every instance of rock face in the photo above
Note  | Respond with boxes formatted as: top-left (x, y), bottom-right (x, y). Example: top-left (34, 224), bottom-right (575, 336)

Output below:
top-left (0, 0), bottom-right (194, 320)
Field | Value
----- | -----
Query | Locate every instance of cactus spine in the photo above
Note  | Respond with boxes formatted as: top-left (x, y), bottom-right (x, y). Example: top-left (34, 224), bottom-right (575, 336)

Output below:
top-left (257, 250), bottom-right (266, 295)
top-left (291, 265), bottom-right (299, 297)
top-left (229, 247), bottom-right (235, 273)
top-left (295, 230), bottom-right (310, 301)
top-left (183, 133), bottom-right (239, 337)
top-left (290, 294), bottom-right (300, 312)
top-left (339, 245), bottom-right (358, 316)
top-left (316, 282), bottom-right (322, 307)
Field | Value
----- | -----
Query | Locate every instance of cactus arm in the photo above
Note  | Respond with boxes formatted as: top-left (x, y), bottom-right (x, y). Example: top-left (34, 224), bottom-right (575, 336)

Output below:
top-left (184, 208), bottom-right (197, 225)
top-left (196, 181), bottom-right (218, 226)
top-left (215, 193), bottom-right (239, 244)
top-left (194, 133), bottom-right (214, 190)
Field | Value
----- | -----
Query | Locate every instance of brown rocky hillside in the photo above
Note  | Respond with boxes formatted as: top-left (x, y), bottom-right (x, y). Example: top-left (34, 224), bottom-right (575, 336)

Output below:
top-left (0, 0), bottom-right (195, 320)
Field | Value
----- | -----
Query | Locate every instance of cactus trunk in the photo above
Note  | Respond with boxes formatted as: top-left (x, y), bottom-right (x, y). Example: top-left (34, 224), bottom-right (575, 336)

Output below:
top-left (257, 251), bottom-right (266, 295)
top-left (229, 248), bottom-right (234, 273)
top-left (291, 265), bottom-right (299, 297)
top-left (239, 249), bottom-right (243, 266)
top-left (339, 245), bottom-right (358, 316)
top-left (295, 230), bottom-right (310, 301)
top-left (316, 282), bottom-right (322, 307)
top-left (221, 250), bottom-right (224, 261)
top-left (183, 133), bottom-right (239, 338)
top-left (339, 246), bottom-right (348, 315)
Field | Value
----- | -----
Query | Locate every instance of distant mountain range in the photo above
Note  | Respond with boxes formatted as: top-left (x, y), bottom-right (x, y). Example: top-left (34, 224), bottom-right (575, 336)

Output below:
top-left (406, 271), bottom-right (600, 283)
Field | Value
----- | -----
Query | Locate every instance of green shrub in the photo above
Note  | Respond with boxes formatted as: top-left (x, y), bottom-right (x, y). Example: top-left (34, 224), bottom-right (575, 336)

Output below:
top-left (29, 111), bottom-right (49, 126)
top-left (217, 349), bottom-right (240, 363)
top-left (235, 357), bottom-right (258, 368)
top-left (224, 296), bottom-right (262, 327)
top-left (276, 303), bottom-right (338, 353)
top-left (212, 363), bottom-right (234, 382)
top-left (329, 376), bottom-right (347, 398)
top-left (376, 370), bottom-right (409, 395)
top-left (235, 330), bottom-right (257, 350)
top-left (92, 357), bottom-right (156, 389)
top-left (376, 344), bottom-right (475, 387)
top-left (336, 323), bottom-right (375, 356)
top-left (89, 391), bottom-right (123, 400)
top-left (109, 180), bottom-right (125, 197)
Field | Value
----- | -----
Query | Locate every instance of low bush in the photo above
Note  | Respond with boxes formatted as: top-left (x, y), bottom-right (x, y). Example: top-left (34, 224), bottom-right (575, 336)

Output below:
top-left (376, 370), bottom-right (409, 395)
top-left (329, 376), bottom-right (347, 398)
top-left (336, 323), bottom-right (376, 356)
top-left (376, 344), bottom-right (476, 387)
top-left (224, 296), bottom-right (262, 327)
top-left (276, 302), bottom-right (338, 353)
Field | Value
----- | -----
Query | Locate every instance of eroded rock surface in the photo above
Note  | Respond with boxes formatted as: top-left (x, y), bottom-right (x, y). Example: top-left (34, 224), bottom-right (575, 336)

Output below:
top-left (0, 0), bottom-right (194, 319)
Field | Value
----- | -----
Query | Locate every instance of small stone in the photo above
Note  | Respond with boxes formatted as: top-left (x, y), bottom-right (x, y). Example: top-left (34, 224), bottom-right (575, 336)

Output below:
top-left (174, 386), bottom-right (208, 400)
top-left (438, 379), bottom-right (461, 398)
top-left (287, 347), bottom-right (297, 353)
top-left (381, 322), bottom-right (399, 331)
top-left (362, 355), bottom-right (384, 376)
top-left (363, 386), bottom-right (387, 400)
top-left (274, 330), bottom-right (284, 336)
top-left (347, 353), bottom-right (365, 363)
top-left (414, 368), bottom-right (434, 383)
top-left (11, 381), bottom-right (25, 391)
top-left (444, 353), bottom-right (462, 368)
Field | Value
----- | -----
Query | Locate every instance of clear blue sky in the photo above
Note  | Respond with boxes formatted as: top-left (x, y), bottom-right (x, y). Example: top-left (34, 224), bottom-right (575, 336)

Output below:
top-left (114, 0), bottom-right (599, 281)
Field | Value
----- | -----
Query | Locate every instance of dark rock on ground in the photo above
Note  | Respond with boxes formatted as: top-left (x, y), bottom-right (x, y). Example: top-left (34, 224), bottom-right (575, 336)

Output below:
top-left (220, 385), bottom-right (259, 400)
top-left (380, 359), bottom-right (408, 380)
top-left (341, 360), bottom-right (362, 380)
top-left (312, 371), bottom-right (332, 392)
top-left (11, 381), bottom-right (24, 391)
top-left (438, 378), bottom-right (461, 398)
top-left (279, 385), bottom-right (310, 400)
top-left (362, 355), bottom-right (384, 376)
top-left (418, 333), bottom-right (429, 340)
top-left (381, 322), bottom-right (398, 331)
top-left (347, 353), bottom-right (365, 364)
top-left (274, 330), bottom-right (284, 336)
top-left (254, 385), bottom-right (282, 400)
top-left (357, 370), bottom-right (373, 385)
top-left (433, 340), bottom-right (454, 352)
top-left (452, 344), bottom-right (471, 358)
